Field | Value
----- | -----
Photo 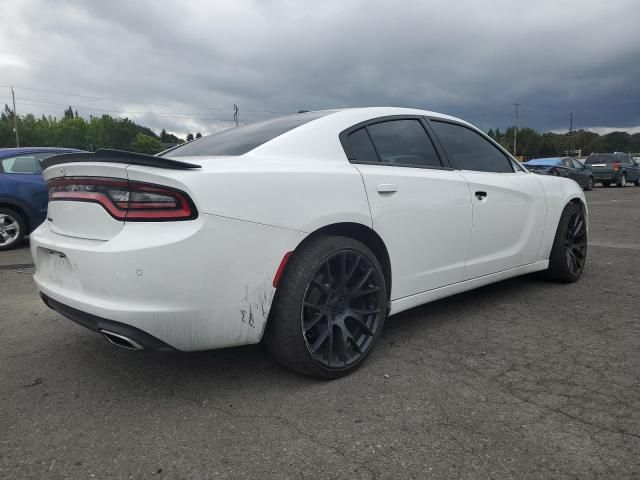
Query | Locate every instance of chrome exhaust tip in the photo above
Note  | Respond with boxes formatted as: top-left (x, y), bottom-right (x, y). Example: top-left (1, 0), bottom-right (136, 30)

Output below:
top-left (100, 330), bottom-right (144, 351)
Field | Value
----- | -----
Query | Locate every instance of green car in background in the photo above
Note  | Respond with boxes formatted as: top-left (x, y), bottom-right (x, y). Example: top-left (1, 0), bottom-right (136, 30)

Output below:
top-left (585, 153), bottom-right (640, 187)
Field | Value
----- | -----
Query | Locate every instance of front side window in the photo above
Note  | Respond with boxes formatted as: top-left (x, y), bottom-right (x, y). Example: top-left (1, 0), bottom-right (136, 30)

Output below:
top-left (0, 152), bottom-right (54, 174)
top-left (430, 121), bottom-right (514, 173)
top-left (365, 119), bottom-right (442, 168)
top-left (571, 159), bottom-right (584, 169)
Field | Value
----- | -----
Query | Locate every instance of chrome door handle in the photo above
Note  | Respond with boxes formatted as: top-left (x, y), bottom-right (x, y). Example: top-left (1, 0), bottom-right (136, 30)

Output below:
top-left (475, 191), bottom-right (487, 200)
top-left (376, 184), bottom-right (398, 194)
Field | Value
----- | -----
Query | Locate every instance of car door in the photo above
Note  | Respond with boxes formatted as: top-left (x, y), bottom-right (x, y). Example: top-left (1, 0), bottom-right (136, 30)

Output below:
top-left (342, 117), bottom-right (473, 300)
top-left (570, 159), bottom-right (590, 187)
top-left (562, 158), bottom-right (581, 185)
top-left (429, 119), bottom-right (546, 280)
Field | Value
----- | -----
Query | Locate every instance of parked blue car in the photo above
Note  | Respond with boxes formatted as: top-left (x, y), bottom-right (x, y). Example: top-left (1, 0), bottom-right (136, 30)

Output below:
top-left (0, 147), bottom-right (83, 250)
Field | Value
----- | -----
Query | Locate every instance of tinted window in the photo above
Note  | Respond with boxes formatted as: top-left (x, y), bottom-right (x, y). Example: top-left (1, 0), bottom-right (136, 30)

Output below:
top-left (562, 158), bottom-right (573, 168)
top-left (365, 119), bottom-right (441, 168)
top-left (571, 159), bottom-right (584, 169)
top-left (0, 152), bottom-right (54, 174)
top-left (347, 128), bottom-right (378, 162)
top-left (586, 154), bottom-right (615, 164)
top-left (431, 121), bottom-right (514, 173)
top-left (164, 111), bottom-right (331, 157)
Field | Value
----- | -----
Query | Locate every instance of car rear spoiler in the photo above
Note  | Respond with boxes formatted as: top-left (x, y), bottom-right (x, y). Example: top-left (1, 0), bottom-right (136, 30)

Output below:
top-left (41, 149), bottom-right (201, 171)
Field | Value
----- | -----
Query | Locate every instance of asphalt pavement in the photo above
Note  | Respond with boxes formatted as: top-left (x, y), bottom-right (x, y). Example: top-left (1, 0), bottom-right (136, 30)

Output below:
top-left (1, 186), bottom-right (639, 479)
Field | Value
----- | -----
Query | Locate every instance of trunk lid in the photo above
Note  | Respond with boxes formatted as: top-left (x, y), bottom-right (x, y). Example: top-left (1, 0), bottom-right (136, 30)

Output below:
top-left (43, 162), bottom-right (130, 241)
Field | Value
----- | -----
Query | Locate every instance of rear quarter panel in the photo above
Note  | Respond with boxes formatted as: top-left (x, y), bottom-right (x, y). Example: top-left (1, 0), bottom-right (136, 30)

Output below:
top-left (125, 155), bottom-right (372, 234)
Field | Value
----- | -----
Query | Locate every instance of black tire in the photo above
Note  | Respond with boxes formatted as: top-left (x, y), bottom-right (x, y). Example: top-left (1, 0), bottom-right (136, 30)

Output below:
top-left (265, 235), bottom-right (387, 379)
top-left (585, 177), bottom-right (594, 191)
top-left (634, 176), bottom-right (640, 187)
top-left (543, 203), bottom-right (587, 283)
top-left (617, 173), bottom-right (627, 187)
top-left (0, 207), bottom-right (26, 251)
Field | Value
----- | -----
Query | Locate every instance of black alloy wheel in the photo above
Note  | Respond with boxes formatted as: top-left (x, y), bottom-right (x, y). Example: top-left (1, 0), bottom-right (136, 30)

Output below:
top-left (302, 249), bottom-right (383, 369)
top-left (585, 177), bottom-right (594, 191)
top-left (266, 236), bottom-right (387, 378)
top-left (564, 210), bottom-right (587, 278)
top-left (544, 202), bottom-right (587, 283)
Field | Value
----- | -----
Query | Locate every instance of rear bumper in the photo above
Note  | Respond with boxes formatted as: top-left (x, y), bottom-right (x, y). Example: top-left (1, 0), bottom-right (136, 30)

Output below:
top-left (593, 172), bottom-right (619, 182)
top-left (31, 214), bottom-right (305, 351)
top-left (40, 293), bottom-right (175, 351)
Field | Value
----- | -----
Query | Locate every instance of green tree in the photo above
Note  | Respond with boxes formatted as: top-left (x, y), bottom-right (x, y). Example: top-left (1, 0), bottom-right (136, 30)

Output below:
top-left (186, 133), bottom-right (194, 141)
top-left (130, 133), bottom-right (165, 155)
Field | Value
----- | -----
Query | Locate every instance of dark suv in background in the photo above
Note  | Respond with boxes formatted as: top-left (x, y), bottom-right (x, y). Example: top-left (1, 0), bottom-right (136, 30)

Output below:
top-left (586, 153), bottom-right (640, 187)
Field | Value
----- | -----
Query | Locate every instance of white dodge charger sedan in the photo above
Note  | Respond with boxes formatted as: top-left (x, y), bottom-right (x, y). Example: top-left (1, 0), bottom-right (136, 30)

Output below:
top-left (31, 107), bottom-right (587, 378)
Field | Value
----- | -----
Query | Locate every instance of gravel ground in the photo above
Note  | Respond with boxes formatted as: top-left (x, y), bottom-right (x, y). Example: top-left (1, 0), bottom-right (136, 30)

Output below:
top-left (1, 186), bottom-right (639, 479)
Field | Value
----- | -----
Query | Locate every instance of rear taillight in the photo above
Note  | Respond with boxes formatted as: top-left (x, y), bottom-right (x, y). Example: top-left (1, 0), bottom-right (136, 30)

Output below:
top-left (48, 177), bottom-right (197, 221)
top-left (613, 162), bottom-right (620, 172)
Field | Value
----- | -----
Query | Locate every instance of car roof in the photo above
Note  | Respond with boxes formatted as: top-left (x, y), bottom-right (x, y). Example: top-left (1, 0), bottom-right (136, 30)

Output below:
top-left (0, 147), bottom-right (83, 159)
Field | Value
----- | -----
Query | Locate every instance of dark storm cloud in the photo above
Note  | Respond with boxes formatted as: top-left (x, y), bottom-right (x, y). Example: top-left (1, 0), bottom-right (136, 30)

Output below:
top-left (1, 0), bottom-right (638, 136)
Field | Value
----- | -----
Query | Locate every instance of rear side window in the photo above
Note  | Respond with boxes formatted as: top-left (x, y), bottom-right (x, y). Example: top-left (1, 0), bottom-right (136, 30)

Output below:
top-left (431, 121), bottom-right (514, 173)
top-left (0, 152), bottom-right (55, 174)
top-left (164, 111), bottom-right (331, 157)
top-left (348, 128), bottom-right (378, 163)
top-left (365, 119), bottom-right (442, 168)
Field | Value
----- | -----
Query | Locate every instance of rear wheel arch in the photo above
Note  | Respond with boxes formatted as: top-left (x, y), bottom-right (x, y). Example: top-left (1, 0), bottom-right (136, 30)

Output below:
top-left (282, 222), bottom-right (392, 302)
top-left (569, 197), bottom-right (587, 219)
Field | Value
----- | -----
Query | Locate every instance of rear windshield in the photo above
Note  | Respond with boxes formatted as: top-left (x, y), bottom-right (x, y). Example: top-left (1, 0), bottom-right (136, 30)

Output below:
top-left (164, 111), bottom-right (332, 157)
top-left (526, 158), bottom-right (563, 166)
top-left (586, 154), bottom-right (626, 164)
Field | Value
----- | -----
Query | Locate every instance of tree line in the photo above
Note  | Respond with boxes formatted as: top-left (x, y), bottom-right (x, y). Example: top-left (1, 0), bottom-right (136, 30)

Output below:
top-left (0, 105), bottom-right (202, 155)
top-left (1, 104), bottom-right (639, 157)
top-left (488, 126), bottom-right (640, 158)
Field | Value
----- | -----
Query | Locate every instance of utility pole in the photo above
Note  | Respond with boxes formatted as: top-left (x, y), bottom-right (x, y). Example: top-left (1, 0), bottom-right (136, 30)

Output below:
top-left (233, 104), bottom-right (239, 127)
top-left (11, 86), bottom-right (19, 147)
top-left (569, 112), bottom-right (573, 156)
top-left (513, 103), bottom-right (520, 157)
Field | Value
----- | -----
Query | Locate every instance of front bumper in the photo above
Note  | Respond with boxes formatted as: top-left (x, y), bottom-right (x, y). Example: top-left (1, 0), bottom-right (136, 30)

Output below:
top-left (32, 214), bottom-right (305, 351)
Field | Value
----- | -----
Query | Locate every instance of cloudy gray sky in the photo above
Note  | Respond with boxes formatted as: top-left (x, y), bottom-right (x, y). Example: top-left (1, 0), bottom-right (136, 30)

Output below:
top-left (1, 0), bottom-right (638, 137)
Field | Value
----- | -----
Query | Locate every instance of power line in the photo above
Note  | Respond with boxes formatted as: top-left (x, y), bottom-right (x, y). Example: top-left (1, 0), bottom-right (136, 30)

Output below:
top-left (1, 97), bottom-right (264, 120)
top-left (0, 84), bottom-right (288, 114)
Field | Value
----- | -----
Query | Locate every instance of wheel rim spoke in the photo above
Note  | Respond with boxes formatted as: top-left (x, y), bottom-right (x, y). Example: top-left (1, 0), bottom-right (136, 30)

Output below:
top-left (303, 312), bottom-right (327, 333)
top-left (564, 211), bottom-right (587, 277)
top-left (0, 214), bottom-right (19, 245)
top-left (347, 267), bottom-right (372, 296)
